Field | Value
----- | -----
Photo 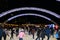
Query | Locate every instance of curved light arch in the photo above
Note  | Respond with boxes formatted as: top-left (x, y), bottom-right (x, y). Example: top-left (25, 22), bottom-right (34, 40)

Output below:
top-left (0, 7), bottom-right (60, 18)
top-left (6, 13), bottom-right (54, 23)
top-left (56, 0), bottom-right (60, 1)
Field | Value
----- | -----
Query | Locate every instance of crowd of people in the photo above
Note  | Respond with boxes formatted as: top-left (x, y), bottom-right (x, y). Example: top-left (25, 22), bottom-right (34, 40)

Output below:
top-left (0, 24), bottom-right (60, 40)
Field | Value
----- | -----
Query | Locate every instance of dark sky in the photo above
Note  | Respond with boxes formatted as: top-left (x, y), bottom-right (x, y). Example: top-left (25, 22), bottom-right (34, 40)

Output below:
top-left (0, 0), bottom-right (60, 24)
top-left (0, 0), bottom-right (60, 14)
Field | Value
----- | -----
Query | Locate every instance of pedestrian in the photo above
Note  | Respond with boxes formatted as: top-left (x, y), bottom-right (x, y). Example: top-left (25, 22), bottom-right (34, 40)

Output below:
top-left (0, 25), bottom-right (3, 40)
top-left (18, 29), bottom-right (25, 40)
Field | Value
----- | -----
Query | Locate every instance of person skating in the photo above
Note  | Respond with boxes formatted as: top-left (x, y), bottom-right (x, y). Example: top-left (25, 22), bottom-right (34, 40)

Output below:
top-left (3, 29), bottom-right (9, 40)
top-left (31, 29), bottom-right (35, 39)
top-left (18, 29), bottom-right (25, 40)
top-left (40, 27), bottom-right (45, 40)
top-left (45, 26), bottom-right (51, 40)
top-left (10, 28), bottom-right (14, 40)
top-left (36, 28), bottom-right (42, 40)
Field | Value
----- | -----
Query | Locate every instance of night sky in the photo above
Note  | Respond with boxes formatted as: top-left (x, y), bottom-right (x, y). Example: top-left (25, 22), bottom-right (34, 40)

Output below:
top-left (0, 0), bottom-right (60, 25)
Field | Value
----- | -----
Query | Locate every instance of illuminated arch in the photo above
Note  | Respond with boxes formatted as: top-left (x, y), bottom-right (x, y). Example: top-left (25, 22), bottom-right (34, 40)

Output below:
top-left (5, 13), bottom-right (56, 24)
top-left (56, 0), bottom-right (60, 1)
top-left (0, 7), bottom-right (60, 18)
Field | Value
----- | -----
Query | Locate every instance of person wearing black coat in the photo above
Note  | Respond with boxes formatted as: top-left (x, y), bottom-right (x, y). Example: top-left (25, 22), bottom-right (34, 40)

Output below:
top-left (36, 28), bottom-right (42, 40)
top-left (10, 28), bottom-right (14, 39)
top-left (40, 28), bottom-right (45, 40)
